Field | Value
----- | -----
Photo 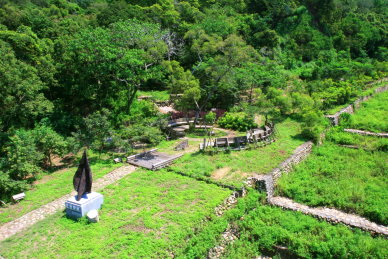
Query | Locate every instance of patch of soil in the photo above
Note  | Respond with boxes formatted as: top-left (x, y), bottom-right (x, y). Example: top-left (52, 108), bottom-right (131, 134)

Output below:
top-left (120, 223), bottom-right (153, 234)
top-left (211, 167), bottom-right (231, 180)
top-left (51, 153), bottom-right (75, 167)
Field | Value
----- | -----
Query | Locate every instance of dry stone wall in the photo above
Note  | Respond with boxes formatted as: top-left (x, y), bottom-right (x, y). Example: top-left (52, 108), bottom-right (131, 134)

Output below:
top-left (245, 141), bottom-right (388, 236)
top-left (344, 129), bottom-right (388, 137)
top-left (325, 81), bottom-right (388, 126)
top-left (247, 141), bottom-right (313, 199)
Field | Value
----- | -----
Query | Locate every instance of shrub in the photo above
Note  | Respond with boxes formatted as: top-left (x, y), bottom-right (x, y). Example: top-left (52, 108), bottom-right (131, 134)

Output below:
top-left (218, 112), bottom-right (257, 131)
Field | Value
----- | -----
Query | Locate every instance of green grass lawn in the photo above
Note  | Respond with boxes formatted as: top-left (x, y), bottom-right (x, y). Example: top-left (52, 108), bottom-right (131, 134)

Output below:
top-left (0, 170), bottom-right (231, 258)
top-left (137, 90), bottom-right (170, 101)
top-left (325, 80), bottom-right (387, 115)
top-left (0, 152), bottom-right (122, 226)
top-left (169, 119), bottom-right (306, 187)
top-left (178, 192), bottom-right (388, 258)
top-left (223, 194), bottom-right (388, 259)
top-left (347, 91), bottom-right (388, 132)
top-left (276, 139), bottom-right (388, 225)
top-left (185, 128), bottom-right (228, 138)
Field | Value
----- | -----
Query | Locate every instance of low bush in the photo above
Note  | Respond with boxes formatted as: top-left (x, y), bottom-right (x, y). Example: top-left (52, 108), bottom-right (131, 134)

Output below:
top-left (347, 91), bottom-right (388, 132)
top-left (225, 197), bottom-right (388, 258)
top-left (218, 112), bottom-right (257, 131)
top-left (277, 142), bottom-right (388, 225)
top-left (179, 192), bottom-right (388, 258)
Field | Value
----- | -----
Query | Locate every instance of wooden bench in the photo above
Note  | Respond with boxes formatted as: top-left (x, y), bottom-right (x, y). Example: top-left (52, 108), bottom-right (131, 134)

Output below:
top-left (12, 193), bottom-right (25, 202)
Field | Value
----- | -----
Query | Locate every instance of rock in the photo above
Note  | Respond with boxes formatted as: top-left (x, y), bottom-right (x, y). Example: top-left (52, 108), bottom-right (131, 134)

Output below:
top-left (87, 209), bottom-right (99, 223)
top-left (113, 158), bottom-right (122, 163)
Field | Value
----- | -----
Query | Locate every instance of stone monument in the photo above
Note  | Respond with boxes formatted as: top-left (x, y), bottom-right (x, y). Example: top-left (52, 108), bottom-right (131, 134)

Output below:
top-left (65, 151), bottom-right (104, 219)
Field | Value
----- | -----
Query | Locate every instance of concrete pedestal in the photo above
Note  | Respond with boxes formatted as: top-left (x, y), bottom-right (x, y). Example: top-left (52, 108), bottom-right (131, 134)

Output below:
top-left (65, 192), bottom-right (103, 219)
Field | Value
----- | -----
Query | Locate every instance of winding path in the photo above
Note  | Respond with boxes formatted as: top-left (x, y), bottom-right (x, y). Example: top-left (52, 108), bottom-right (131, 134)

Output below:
top-left (0, 165), bottom-right (137, 242)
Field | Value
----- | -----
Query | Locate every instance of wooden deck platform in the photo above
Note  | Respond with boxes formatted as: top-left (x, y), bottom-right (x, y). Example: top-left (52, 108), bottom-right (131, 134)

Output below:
top-left (126, 149), bottom-right (183, 170)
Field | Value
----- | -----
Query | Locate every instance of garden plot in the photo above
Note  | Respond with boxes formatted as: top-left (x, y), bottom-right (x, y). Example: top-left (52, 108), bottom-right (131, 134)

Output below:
top-left (169, 119), bottom-right (306, 187)
top-left (347, 91), bottom-right (388, 132)
top-left (0, 170), bottom-right (231, 258)
top-left (276, 139), bottom-right (388, 225)
top-left (179, 192), bottom-right (388, 259)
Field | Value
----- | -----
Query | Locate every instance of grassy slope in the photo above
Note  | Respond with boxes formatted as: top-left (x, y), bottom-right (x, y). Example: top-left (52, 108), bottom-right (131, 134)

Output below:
top-left (224, 193), bottom-right (388, 259)
top-left (276, 142), bottom-right (388, 225)
top-left (177, 192), bottom-right (388, 258)
top-left (0, 152), bottom-right (122, 226)
top-left (169, 119), bottom-right (306, 187)
top-left (348, 91), bottom-right (388, 132)
top-left (325, 80), bottom-right (387, 115)
top-left (137, 90), bottom-right (170, 101)
top-left (0, 170), bottom-right (231, 258)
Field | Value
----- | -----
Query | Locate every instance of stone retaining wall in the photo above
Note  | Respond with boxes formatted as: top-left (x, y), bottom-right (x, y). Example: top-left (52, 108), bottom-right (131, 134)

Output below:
top-left (245, 141), bottom-right (388, 236)
top-left (344, 129), bottom-right (388, 138)
top-left (247, 141), bottom-right (313, 199)
top-left (271, 197), bottom-right (388, 235)
top-left (325, 81), bottom-right (388, 126)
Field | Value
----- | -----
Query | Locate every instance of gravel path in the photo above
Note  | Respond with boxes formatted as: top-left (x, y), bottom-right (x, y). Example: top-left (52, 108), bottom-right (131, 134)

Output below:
top-left (270, 196), bottom-right (388, 235)
top-left (0, 165), bottom-right (137, 242)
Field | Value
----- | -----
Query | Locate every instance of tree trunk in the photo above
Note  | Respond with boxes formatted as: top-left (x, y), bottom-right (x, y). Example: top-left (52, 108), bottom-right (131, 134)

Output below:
top-left (128, 87), bottom-right (138, 114)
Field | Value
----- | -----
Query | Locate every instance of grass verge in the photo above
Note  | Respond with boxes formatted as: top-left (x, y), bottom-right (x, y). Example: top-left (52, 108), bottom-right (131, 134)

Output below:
top-left (169, 119), bottom-right (306, 187)
top-left (347, 91), bottom-right (388, 132)
top-left (276, 135), bottom-right (388, 225)
top-left (0, 151), bottom-right (122, 226)
top-left (0, 169), bottom-right (231, 258)
top-left (178, 191), bottom-right (388, 258)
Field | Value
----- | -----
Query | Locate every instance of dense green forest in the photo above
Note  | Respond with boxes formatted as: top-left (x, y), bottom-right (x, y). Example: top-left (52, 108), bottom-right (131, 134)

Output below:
top-left (0, 0), bottom-right (387, 200)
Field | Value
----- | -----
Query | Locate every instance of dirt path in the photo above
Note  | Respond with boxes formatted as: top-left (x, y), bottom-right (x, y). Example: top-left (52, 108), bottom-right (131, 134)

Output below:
top-left (0, 165), bottom-right (137, 242)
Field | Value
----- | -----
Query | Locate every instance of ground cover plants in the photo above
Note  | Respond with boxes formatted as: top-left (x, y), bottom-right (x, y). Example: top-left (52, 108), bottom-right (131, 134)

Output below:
top-left (223, 194), bottom-right (388, 258)
top-left (276, 133), bottom-right (388, 225)
top-left (0, 152), bottom-right (122, 225)
top-left (325, 80), bottom-right (388, 115)
top-left (177, 192), bottom-right (388, 258)
top-left (169, 119), bottom-right (306, 187)
top-left (185, 129), bottom-right (227, 139)
top-left (137, 90), bottom-right (170, 102)
top-left (344, 91), bottom-right (388, 132)
top-left (0, 169), bottom-right (231, 258)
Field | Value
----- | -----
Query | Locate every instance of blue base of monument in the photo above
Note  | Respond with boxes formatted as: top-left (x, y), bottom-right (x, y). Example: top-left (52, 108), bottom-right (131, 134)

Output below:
top-left (65, 192), bottom-right (104, 219)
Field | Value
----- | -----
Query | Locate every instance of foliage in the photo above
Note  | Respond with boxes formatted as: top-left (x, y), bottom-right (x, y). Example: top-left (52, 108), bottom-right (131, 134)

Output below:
top-left (0, 151), bottom-right (121, 224)
top-left (178, 191), bottom-right (388, 258)
top-left (223, 193), bottom-right (388, 258)
top-left (218, 112), bottom-right (257, 131)
top-left (344, 91), bottom-right (388, 132)
top-left (0, 39), bottom-right (52, 130)
top-left (4, 129), bottom-right (43, 181)
top-left (170, 119), bottom-right (305, 186)
top-left (33, 124), bottom-right (67, 167)
top-left (0, 170), bottom-right (231, 258)
top-left (277, 139), bottom-right (388, 225)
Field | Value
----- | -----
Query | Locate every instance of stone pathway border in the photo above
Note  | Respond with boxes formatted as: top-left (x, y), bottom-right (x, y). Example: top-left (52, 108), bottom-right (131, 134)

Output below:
top-left (246, 142), bottom-right (388, 236)
top-left (325, 79), bottom-right (388, 126)
top-left (271, 197), bottom-right (388, 235)
top-left (344, 129), bottom-right (388, 138)
top-left (0, 165), bottom-right (137, 242)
